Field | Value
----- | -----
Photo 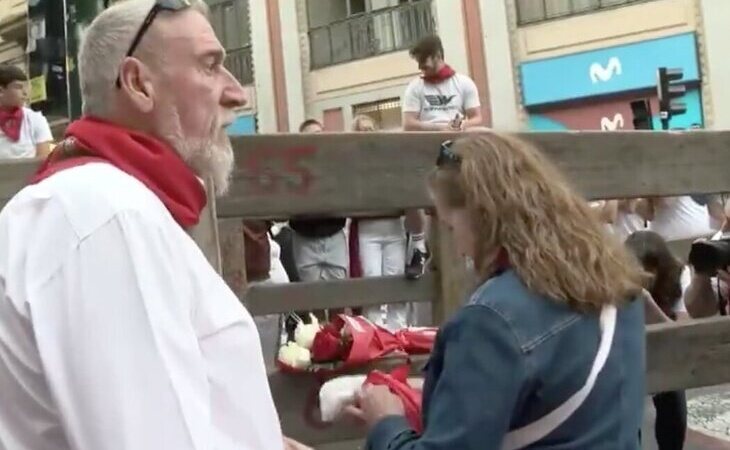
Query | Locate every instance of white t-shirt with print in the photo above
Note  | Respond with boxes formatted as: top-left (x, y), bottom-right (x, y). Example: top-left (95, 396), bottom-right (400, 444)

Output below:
top-left (649, 196), bottom-right (714, 242)
top-left (402, 73), bottom-right (480, 124)
top-left (0, 107), bottom-right (53, 159)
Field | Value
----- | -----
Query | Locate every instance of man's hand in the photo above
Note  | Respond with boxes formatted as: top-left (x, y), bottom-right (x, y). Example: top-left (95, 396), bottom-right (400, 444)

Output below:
top-left (449, 114), bottom-right (464, 131)
top-left (283, 436), bottom-right (313, 450)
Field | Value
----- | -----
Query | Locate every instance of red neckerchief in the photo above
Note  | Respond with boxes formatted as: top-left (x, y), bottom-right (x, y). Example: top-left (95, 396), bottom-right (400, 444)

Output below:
top-left (0, 106), bottom-right (23, 142)
top-left (422, 64), bottom-right (456, 84)
top-left (30, 116), bottom-right (207, 229)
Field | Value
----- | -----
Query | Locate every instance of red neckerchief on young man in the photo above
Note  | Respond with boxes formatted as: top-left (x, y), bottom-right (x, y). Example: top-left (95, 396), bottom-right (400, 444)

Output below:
top-left (30, 116), bottom-right (207, 228)
top-left (0, 106), bottom-right (23, 142)
top-left (422, 64), bottom-right (456, 84)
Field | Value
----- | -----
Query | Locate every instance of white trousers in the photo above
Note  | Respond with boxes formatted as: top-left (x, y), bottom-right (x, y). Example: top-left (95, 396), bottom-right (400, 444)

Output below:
top-left (358, 218), bottom-right (410, 330)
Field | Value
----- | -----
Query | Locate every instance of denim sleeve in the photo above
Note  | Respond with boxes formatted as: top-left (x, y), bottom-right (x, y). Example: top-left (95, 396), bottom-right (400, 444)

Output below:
top-left (366, 305), bottom-right (527, 450)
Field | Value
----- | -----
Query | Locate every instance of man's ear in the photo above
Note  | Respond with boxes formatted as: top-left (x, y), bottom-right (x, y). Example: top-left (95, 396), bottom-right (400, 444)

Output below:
top-left (118, 57), bottom-right (156, 113)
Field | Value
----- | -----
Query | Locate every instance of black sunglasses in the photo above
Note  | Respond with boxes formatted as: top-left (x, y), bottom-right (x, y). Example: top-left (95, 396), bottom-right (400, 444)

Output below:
top-left (115, 0), bottom-right (191, 88)
top-left (436, 140), bottom-right (461, 167)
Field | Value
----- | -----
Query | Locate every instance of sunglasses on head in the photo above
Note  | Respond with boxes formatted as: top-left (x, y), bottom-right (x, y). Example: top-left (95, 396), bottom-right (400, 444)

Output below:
top-left (115, 0), bottom-right (191, 88)
top-left (436, 140), bottom-right (461, 167)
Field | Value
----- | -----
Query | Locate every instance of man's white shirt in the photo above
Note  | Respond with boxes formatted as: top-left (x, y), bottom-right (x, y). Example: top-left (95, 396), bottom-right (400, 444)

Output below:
top-left (402, 73), bottom-right (480, 124)
top-left (0, 163), bottom-right (283, 449)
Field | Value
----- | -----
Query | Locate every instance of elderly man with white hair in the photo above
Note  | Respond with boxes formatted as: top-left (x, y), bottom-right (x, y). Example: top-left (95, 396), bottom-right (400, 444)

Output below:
top-left (0, 1), bottom-right (310, 449)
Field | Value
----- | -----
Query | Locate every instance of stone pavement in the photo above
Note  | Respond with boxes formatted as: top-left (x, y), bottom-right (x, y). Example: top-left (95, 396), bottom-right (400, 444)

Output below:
top-left (643, 386), bottom-right (730, 450)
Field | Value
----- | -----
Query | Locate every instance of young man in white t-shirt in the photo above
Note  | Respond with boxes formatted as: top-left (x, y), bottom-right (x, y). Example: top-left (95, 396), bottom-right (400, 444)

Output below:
top-left (637, 196), bottom-right (714, 242)
top-left (401, 35), bottom-right (482, 279)
top-left (0, 65), bottom-right (53, 160)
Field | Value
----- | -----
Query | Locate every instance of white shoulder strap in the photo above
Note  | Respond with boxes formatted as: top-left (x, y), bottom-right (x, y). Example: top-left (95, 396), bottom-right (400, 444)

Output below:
top-left (501, 305), bottom-right (617, 450)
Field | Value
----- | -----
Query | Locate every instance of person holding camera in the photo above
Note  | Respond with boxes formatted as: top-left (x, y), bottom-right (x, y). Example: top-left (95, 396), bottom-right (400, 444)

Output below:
top-left (685, 232), bottom-right (730, 318)
top-left (682, 197), bottom-right (730, 317)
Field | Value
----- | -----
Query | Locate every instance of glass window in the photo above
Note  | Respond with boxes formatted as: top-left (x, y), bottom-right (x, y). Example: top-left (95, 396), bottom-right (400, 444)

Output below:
top-left (348, 0), bottom-right (367, 15)
top-left (353, 98), bottom-right (402, 130)
top-left (516, 0), bottom-right (546, 24)
top-left (516, 0), bottom-right (649, 25)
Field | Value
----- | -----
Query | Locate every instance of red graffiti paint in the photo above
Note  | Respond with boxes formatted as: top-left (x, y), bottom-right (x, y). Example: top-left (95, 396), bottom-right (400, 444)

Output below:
top-left (242, 146), bottom-right (317, 196)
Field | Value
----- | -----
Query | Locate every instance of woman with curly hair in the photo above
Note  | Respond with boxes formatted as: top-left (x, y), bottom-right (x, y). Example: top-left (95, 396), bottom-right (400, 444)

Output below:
top-left (347, 132), bottom-right (646, 449)
top-left (626, 230), bottom-right (689, 450)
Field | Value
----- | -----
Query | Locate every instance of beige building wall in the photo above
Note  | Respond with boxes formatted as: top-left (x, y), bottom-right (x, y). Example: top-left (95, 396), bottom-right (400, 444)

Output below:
top-left (0, 0), bottom-right (27, 68)
top-left (278, 0), bottom-right (305, 131)
top-left (480, 0), bottom-right (521, 130)
top-left (515, 0), bottom-right (698, 62)
top-left (699, 0), bottom-right (730, 129)
top-left (249, 0), bottom-right (277, 133)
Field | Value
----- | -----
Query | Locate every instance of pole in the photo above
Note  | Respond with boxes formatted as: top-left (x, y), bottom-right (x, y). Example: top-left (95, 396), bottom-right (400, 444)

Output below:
top-left (660, 114), bottom-right (670, 131)
top-left (27, 0), bottom-right (70, 122)
top-left (65, 0), bottom-right (105, 120)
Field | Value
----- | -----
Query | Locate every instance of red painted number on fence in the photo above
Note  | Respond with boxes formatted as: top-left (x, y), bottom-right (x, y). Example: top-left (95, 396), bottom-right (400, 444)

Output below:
top-left (242, 146), bottom-right (317, 195)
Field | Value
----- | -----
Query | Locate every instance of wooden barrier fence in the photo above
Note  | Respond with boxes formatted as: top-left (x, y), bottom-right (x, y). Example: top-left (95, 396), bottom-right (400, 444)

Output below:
top-left (3, 130), bottom-right (730, 446)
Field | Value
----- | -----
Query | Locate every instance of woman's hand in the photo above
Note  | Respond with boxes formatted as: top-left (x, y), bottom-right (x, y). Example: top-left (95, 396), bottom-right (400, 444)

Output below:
top-left (344, 385), bottom-right (405, 429)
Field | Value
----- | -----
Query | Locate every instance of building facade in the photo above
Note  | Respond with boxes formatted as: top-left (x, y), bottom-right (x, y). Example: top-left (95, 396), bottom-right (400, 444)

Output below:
top-left (247, 0), bottom-right (730, 133)
top-left (509, 0), bottom-right (730, 132)
top-left (3, 0), bottom-right (730, 134)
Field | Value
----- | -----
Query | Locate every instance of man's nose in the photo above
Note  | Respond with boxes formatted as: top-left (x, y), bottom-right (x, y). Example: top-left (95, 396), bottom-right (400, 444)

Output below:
top-left (221, 68), bottom-right (247, 109)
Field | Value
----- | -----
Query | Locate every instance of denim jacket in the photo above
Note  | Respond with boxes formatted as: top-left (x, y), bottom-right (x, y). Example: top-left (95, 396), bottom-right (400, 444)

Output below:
top-left (367, 269), bottom-right (646, 450)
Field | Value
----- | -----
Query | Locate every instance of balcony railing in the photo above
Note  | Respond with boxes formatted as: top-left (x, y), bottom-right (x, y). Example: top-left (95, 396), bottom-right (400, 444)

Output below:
top-left (225, 44), bottom-right (253, 85)
top-left (308, 0), bottom-right (435, 70)
top-left (516, 0), bottom-right (654, 25)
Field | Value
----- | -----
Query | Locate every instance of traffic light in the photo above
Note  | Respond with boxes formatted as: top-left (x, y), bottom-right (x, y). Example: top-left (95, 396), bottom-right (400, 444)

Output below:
top-left (630, 99), bottom-right (654, 130)
top-left (656, 67), bottom-right (687, 130)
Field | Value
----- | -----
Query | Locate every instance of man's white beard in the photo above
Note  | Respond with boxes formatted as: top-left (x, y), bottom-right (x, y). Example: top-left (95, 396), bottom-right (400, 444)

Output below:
top-left (160, 105), bottom-right (234, 197)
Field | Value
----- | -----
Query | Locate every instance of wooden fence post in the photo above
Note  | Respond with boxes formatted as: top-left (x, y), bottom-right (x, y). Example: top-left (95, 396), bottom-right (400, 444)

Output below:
top-left (188, 178), bottom-right (222, 273)
top-left (431, 220), bottom-right (472, 324)
top-left (219, 218), bottom-right (248, 301)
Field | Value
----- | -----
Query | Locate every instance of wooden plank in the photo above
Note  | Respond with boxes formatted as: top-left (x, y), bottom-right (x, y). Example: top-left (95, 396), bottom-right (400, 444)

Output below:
top-left (245, 272), bottom-right (438, 316)
top-left (646, 316), bottom-right (730, 394)
top-left (270, 317), bottom-right (730, 445)
top-left (215, 131), bottom-right (730, 218)
top-left (666, 233), bottom-right (715, 263)
top-left (3, 132), bottom-right (730, 216)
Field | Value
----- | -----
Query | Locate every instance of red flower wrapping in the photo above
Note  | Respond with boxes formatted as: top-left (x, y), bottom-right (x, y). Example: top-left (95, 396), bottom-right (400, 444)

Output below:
top-left (395, 327), bottom-right (438, 354)
top-left (306, 316), bottom-right (438, 368)
top-left (311, 323), bottom-right (351, 362)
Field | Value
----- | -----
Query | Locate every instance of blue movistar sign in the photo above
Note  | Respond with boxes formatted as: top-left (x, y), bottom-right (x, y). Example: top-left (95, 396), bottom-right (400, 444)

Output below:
top-left (521, 32), bottom-right (699, 106)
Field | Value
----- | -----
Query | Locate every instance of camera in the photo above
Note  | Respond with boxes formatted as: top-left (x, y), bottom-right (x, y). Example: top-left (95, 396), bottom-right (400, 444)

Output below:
top-left (688, 237), bottom-right (730, 276)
